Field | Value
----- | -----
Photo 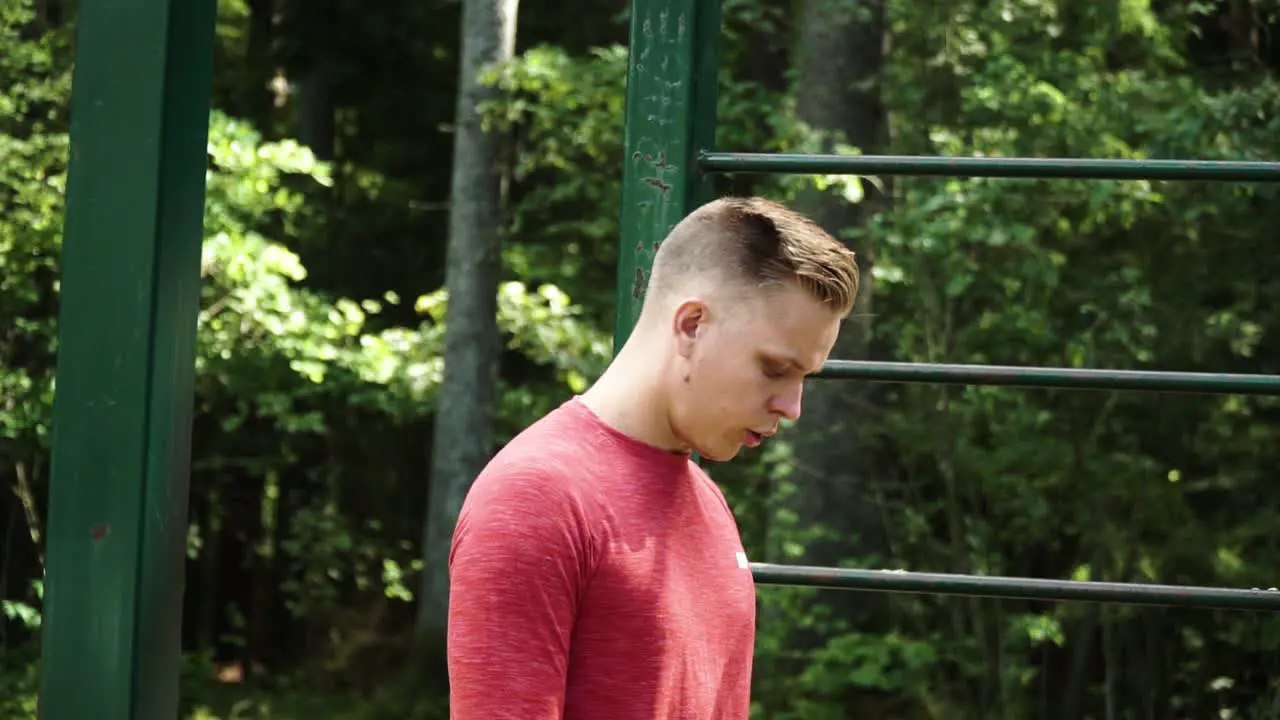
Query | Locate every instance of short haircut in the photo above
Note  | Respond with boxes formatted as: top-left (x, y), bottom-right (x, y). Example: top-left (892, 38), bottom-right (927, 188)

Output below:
top-left (645, 196), bottom-right (860, 317)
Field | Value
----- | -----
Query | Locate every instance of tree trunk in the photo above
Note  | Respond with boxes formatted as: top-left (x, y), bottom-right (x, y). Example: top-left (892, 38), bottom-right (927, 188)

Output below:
top-left (297, 73), bottom-right (334, 161)
top-left (786, 0), bottom-right (889, 569)
top-left (246, 0), bottom-right (275, 131)
top-left (765, 0), bottom-right (890, 712)
top-left (416, 0), bottom-right (519, 653)
top-left (790, 0), bottom-right (889, 560)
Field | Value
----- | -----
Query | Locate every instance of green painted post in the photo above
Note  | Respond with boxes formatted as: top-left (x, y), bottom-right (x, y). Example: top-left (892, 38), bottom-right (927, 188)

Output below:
top-left (37, 0), bottom-right (217, 717)
top-left (613, 0), bottom-right (723, 351)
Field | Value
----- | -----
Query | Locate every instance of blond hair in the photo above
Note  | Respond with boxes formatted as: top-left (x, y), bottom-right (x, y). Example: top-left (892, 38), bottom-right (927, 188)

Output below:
top-left (645, 196), bottom-right (860, 317)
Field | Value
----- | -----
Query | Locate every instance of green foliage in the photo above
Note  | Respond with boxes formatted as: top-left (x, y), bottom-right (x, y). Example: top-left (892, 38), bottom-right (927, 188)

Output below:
top-left (0, 651), bottom-right (38, 719)
top-left (478, 24), bottom-right (813, 325)
top-left (4, 0), bottom-right (1280, 717)
top-left (749, 1), bottom-right (1280, 717)
top-left (0, 0), bottom-right (69, 460)
top-left (479, 44), bottom-right (630, 323)
top-left (0, 0), bottom-right (609, 703)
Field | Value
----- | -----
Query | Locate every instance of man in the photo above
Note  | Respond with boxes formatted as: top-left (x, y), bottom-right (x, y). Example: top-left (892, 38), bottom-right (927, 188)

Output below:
top-left (446, 196), bottom-right (860, 718)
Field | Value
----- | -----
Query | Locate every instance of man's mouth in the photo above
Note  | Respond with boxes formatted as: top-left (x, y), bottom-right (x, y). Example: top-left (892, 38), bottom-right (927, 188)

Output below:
top-left (744, 429), bottom-right (770, 448)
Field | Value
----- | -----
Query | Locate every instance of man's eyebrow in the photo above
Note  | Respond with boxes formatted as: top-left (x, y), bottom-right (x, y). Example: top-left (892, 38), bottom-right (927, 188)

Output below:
top-left (766, 352), bottom-right (814, 374)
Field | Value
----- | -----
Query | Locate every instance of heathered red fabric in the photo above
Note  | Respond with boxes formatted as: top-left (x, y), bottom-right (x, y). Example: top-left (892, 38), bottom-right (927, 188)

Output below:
top-left (447, 397), bottom-right (757, 719)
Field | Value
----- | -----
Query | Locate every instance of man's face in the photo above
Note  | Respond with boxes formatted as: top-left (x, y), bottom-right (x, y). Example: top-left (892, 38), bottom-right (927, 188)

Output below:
top-left (668, 280), bottom-right (843, 461)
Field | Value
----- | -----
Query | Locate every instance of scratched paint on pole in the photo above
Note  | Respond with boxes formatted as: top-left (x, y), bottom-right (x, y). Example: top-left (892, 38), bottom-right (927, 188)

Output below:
top-left (613, 0), bottom-right (721, 352)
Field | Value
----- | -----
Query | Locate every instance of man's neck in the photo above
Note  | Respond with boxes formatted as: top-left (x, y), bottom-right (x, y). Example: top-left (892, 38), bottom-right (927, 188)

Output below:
top-left (579, 344), bottom-right (686, 454)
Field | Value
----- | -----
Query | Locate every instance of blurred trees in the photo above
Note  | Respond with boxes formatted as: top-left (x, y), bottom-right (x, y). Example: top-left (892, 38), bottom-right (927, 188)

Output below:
top-left (2, 0), bottom-right (1279, 717)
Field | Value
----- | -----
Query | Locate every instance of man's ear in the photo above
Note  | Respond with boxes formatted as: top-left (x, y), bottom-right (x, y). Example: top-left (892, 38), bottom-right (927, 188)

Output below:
top-left (672, 299), bottom-right (708, 359)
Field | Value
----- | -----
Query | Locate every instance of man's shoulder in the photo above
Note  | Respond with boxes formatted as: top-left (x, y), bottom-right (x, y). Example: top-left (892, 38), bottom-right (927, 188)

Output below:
top-left (484, 399), bottom-right (595, 472)
top-left (464, 398), bottom-right (610, 509)
top-left (452, 401), bottom-right (609, 567)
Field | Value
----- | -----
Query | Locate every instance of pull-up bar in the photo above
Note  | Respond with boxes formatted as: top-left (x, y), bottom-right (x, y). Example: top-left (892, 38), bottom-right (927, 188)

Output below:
top-left (753, 564), bottom-right (1280, 611)
top-left (700, 151), bottom-right (1280, 182)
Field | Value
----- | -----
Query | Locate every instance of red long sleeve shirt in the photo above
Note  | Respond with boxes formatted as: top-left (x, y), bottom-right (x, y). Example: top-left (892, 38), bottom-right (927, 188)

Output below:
top-left (447, 397), bottom-right (757, 719)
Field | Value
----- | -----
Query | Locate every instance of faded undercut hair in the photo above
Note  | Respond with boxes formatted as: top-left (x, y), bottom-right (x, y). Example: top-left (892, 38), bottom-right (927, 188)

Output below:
top-left (644, 196), bottom-right (860, 317)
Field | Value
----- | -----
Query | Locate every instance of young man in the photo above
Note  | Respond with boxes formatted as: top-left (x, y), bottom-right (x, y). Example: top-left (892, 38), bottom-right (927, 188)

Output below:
top-left (446, 196), bottom-right (860, 718)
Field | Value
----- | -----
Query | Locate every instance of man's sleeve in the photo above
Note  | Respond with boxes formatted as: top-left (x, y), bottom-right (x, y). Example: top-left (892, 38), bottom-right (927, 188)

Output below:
top-left (446, 471), bottom-right (590, 719)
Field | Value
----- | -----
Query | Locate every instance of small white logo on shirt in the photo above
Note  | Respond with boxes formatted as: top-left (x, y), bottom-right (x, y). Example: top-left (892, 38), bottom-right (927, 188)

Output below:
top-left (736, 552), bottom-right (749, 569)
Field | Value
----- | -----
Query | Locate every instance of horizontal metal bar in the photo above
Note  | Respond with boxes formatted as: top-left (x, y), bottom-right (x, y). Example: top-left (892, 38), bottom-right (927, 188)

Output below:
top-left (699, 151), bottom-right (1280, 182)
top-left (818, 360), bottom-right (1280, 395)
top-left (752, 564), bottom-right (1280, 611)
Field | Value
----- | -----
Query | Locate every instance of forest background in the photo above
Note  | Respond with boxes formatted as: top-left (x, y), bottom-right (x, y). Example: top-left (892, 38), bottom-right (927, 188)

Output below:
top-left (2, 0), bottom-right (1280, 718)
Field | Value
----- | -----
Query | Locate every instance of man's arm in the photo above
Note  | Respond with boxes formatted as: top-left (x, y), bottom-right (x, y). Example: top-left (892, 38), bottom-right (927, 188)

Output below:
top-left (447, 471), bottom-right (589, 718)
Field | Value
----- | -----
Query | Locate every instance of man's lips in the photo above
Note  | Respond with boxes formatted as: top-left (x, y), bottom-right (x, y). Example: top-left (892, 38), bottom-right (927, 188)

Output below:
top-left (743, 427), bottom-right (775, 447)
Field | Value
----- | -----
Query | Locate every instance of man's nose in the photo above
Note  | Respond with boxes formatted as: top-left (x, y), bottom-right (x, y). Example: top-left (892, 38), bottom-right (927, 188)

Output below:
top-left (769, 383), bottom-right (803, 421)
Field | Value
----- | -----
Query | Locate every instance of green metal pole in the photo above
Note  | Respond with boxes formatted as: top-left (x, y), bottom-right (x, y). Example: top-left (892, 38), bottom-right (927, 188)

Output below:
top-left (699, 151), bottom-right (1280, 182)
top-left (752, 563), bottom-right (1280, 611)
top-left (818, 359), bottom-right (1280, 395)
top-left (613, 0), bottom-right (722, 352)
top-left (38, 0), bottom-right (216, 717)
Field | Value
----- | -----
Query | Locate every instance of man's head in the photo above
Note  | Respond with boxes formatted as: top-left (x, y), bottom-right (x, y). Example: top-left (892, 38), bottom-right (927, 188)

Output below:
top-left (635, 196), bottom-right (860, 461)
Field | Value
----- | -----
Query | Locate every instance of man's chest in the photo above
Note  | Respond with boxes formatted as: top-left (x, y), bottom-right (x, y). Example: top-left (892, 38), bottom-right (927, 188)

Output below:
top-left (561, 489), bottom-right (758, 718)
top-left (579, 497), bottom-right (757, 648)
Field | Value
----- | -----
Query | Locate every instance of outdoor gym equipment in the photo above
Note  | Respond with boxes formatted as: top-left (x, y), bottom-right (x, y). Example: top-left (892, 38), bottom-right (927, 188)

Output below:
top-left (611, 0), bottom-right (1280, 612)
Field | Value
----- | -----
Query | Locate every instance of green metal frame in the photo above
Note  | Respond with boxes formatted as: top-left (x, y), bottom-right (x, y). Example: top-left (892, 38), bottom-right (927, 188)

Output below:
top-left (615, 0), bottom-right (1280, 611)
top-left (39, 0), bottom-right (218, 717)
top-left (614, 0), bottom-right (722, 351)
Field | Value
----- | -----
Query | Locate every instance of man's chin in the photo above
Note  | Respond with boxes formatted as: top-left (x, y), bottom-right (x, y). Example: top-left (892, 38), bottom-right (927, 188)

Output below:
top-left (694, 444), bottom-right (740, 463)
